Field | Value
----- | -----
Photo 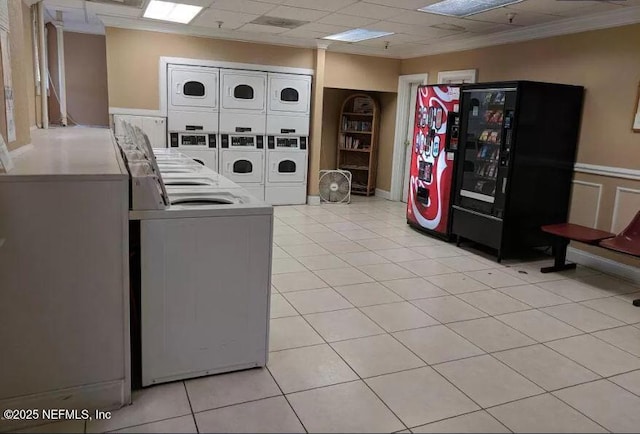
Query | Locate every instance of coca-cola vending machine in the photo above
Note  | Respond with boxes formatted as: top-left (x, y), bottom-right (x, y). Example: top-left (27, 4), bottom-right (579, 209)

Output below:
top-left (406, 85), bottom-right (460, 239)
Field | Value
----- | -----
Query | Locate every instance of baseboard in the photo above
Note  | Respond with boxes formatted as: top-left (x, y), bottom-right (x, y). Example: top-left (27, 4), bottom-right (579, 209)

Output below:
top-left (375, 188), bottom-right (391, 200)
top-left (0, 380), bottom-right (128, 432)
top-left (9, 143), bottom-right (34, 158)
top-left (307, 195), bottom-right (320, 206)
top-left (567, 247), bottom-right (640, 284)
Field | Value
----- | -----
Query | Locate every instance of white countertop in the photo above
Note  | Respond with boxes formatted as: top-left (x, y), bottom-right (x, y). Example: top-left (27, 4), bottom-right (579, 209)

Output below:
top-left (1, 127), bottom-right (128, 181)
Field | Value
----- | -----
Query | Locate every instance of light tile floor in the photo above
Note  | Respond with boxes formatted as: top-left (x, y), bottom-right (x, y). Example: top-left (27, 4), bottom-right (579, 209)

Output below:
top-left (19, 197), bottom-right (640, 433)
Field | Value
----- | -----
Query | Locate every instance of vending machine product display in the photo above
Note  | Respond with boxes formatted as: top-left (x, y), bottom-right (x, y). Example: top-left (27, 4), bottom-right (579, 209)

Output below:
top-left (406, 85), bottom-right (460, 239)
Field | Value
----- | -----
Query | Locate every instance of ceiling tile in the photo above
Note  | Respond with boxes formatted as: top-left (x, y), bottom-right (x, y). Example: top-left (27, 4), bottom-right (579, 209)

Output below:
top-left (238, 22), bottom-right (289, 34)
top-left (508, 0), bottom-right (624, 16)
top-left (358, 32), bottom-right (425, 47)
top-left (169, 0), bottom-right (215, 6)
top-left (193, 8), bottom-right (260, 26)
top-left (267, 5), bottom-right (331, 21)
top-left (281, 0), bottom-right (358, 12)
top-left (208, 0), bottom-right (275, 14)
top-left (469, 7), bottom-right (562, 27)
top-left (296, 22), bottom-right (350, 34)
top-left (85, 2), bottom-right (143, 18)
top-left (388, 10), bottom-right (453, 25)
top-left (337, 2), bottom-right (405, 20)
top-left (364, 0), bottom-right (439, 10)
top-left (317, 12), bottom-right (378, 27)
top-left (368, 20), bottom-right (463, 38)
top-left (280, 28), bottom-right (327, 39)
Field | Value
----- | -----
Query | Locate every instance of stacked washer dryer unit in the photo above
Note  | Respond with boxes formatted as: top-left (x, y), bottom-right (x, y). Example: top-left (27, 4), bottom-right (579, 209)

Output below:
top-left (167, 64), bottom-right (220, 171)
top-left (265, 73), bottom-right (311, 205)
top-left (219, 69), bottom-right (268, 200)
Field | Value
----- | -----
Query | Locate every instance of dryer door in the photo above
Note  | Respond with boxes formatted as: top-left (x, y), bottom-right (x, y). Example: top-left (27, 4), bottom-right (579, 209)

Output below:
top-left (268, 73), bottom-right (311, 115)
top-left (169, 66), bottom-right (219, 110)
top-left (221, 151), bottom-right (264, 184)
top-left (267, 152), bottom-right (307, 183)
top-left (221, 70), bottom-right (267, 111)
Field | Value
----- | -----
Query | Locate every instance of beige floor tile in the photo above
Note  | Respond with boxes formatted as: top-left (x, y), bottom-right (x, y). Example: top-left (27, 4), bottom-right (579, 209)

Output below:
top-left (617, 290), bottom-right (640, 303)
top-left (269, 316), bottom-right (323, 351)
top-left (581, 297), bottom-right (640, 324)
top-left (194, 396), bottom-right (304, 433)
top-left (270, 294), bottom-right (298, 318)
top-left (553, 380), bottom-right (640, 433)
top-left (281, 243), bottom-right (331, 257)
top-left (110, 415), bottom-right (197, 433)
top-left (541, 303), bottom-right (625, 332)
top-left (493, 344), bottom-right (599, 391)
top-left (271, 258), bottom-right (306, 274)
top-left (339, 229), bottom-right (380, 241)
top-left (361, 302), bottom-right (439, 332)
top-left (331, 334), bottom-right (425, 378)
top-left (380, 277), bottom-right (448, 300)
top-left (86, 382), bottom-right (191, 433)
top-left (464, 269), bottom-right (528, 288)
top-left (358, 263), bottom-right (417, 281)
top-left (488, 394), bottom-right (606, 433)
top-left (410, 245), bottom-right (466, 259)
top-left (366, 367), bottom-right (479, 428)
top-left (283, 288), bottom-right (352, 314)
top-left (271, 270), bottom-right (328, 293)
top-left (271, 246), bottom-right (290, 259)
top-left (338, 251), bottom-right (390, 266)
top-left (609, 370), bottom-right (640, 396)
top-left (536, 279), bottom-right (612, 302)
top-left (11, 421), bottom-right (85, 434)
top-left (374, 247), bottom-right (426, 263)
top-left (546, 334), bottom-right (640, 377)
top-left (426, 273), bottom-right (490, 294)
top-left (392, 235), bottom-right (439, 247)
top-left (411, 296), bottom-right (487, 324)
top-left (397, 259), bottom-right (456, 277)
top-left (412, 411), bottom-right (509, 433)
top-left (498, 284), bottom-right (571, 308)
top-left (593, 325), bottom-right (640, 357)
top-left (274, 233), bottom-right (314, 246)
top-left (437, 256), bottom-right (495, 272)
top-left (313, 267), bottom-right (374, 286)
top-left (325, 221), bottom-right (363, 232)
top-left (319, 240), bottom-right (368, 254)
top-left (334, 282), bottom-right (403, 307)
top-left (458, 290), bottom-right (531, 315)
top-left (273, 226), bottom-right (299, 236)
top-left (434, 355), bottom-right (544, 408)
top-left (287, 223), bottom-right (333, 234)
top-left (495, 309), bottom-right (583, 342)
top-left (267, 344), bottom-right (357, 393)
top-left (287, 381), bottom-right (404, 433)
top-left (501, 264), bottom-right (571, 284)
top-left (304, 308), bottom-right (385, 342)
top-left (306, 231), bottom-right (349, 244)
top-left (394, 325), bottom-right (484, 365)
top-left (447, 317), bottom-right (536, 352)
top-left (185, 368), bottom-right (281, 412)
top-left (357, 237), bottom-right (403, 250)
top-left (577, 274), bottom-right (640, 295)
top-left (297, 254), bottom-right (349, 271)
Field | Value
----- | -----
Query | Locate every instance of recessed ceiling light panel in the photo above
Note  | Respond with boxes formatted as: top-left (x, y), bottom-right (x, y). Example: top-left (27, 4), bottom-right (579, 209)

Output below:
top-left (323, 28), bottom-right (394, 42)
top-left (419, 0), bottom-right (524, 17)
top-left (143, 0), bottom-right (202, 24)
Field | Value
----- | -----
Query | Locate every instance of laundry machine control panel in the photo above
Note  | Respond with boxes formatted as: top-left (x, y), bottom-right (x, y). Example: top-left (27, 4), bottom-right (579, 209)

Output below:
top-left (169, 132), bottom-right (216, 148)
top-left (267, 136), bottom-right (307, 150)
top-left (221, 134), bottom-right (264, 149)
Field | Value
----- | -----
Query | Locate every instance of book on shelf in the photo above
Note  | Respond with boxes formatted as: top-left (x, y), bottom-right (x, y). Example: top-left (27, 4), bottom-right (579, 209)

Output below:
top-left (341, 116), bottom-right (372, 132)
top-left (339, 134), bottom-right (370, 150)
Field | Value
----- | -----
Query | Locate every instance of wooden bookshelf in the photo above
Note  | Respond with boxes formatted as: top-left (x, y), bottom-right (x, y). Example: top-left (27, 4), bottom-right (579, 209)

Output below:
top-left (337, 94), bottom-right (380, 196)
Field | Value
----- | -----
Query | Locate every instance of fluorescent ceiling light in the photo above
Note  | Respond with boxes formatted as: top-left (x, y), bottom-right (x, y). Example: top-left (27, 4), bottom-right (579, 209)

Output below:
top-left (323, 28), bottom-right (394, 42)
top-left (143, 0), bottom-right (202, 24)
top-left (419, 0), bottom-right (524, 17)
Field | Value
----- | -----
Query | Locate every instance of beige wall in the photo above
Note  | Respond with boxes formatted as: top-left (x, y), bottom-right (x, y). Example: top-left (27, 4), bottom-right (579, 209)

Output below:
top-left (325, 52), bottom-right (400, 93)
top-left (22, 1), bottom-right (36, 129)
top-left (401, 24), bottom-right (640, 171)
top-left (104, 27), bottom-right (315, 110)
top-left (376, 92), bottom-right (397, 192)
top-left (46, 23), bottom-right (61, 124)
top-left (320, 88), bottom-right (351, 171)
top-left (64, 32), bottom-right (109, 126)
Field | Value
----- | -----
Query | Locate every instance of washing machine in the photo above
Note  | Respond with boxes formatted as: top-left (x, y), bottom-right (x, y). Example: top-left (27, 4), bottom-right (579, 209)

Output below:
top-left (265, 134), bottom-right (308, 205)
top-left (167, 64), bottom-right (219, 172)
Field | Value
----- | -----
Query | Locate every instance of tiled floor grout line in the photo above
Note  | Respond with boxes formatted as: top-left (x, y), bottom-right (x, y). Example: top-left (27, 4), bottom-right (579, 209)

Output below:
top-left (263, 367), bottom-right (309, 434)
top-left (181, 381), bottom-right (200, 434)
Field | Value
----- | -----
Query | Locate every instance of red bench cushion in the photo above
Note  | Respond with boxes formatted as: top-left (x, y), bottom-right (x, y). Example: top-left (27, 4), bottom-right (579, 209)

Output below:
top-left (541, 223), bottom-right (615, 244)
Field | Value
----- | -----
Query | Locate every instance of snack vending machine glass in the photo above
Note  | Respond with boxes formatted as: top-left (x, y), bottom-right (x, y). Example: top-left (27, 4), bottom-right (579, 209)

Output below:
top-left (406, 85), bottom-right (460, 239)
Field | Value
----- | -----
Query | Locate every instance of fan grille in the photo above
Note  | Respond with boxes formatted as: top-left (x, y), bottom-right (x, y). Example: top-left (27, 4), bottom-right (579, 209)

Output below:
top-left (319, 170), bottom-right (352, 204)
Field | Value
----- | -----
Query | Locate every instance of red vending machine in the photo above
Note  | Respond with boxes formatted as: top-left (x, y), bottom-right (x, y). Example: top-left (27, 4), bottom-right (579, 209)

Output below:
top-left (406, 85), bottom-right (460, 239)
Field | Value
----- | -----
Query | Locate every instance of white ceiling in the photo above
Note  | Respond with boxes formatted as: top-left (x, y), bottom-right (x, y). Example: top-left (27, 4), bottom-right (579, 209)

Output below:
top-left (41, 0), bottom-right (640, 58)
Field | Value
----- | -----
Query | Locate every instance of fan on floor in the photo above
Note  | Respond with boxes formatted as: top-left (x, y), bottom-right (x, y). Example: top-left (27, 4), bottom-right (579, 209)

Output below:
top-left (319, 170), bottom-right (352, 204)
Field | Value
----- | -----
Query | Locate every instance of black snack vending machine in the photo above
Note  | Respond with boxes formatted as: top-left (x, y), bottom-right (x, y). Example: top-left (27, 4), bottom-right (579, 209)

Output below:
top-left (451, 81), bottom-right (584, 261)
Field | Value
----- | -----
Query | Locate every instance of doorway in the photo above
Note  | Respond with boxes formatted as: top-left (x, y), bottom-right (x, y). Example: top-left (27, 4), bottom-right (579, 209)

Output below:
top-left (401, 82), bottom-right (419, 203)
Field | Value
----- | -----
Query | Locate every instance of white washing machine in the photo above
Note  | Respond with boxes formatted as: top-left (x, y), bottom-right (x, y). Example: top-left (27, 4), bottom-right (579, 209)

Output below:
top-left (168, 64), bottom-right (219, 172)
top-left (265, 134), bottom-right (308, 205)
top-left (219, 133), bottom-right (265, 200)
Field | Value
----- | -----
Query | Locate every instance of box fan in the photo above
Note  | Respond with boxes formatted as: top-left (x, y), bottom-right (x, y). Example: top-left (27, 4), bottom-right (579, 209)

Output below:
top-left (319, 170), bottom-right (351, 204)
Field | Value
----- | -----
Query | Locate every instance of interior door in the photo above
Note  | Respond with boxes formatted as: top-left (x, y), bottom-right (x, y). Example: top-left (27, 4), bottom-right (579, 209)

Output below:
top-left (221, 70), bottom-right (266, 111)
top-left (402, 83), bottom-right (420, 203)
top-left (268, 73), bottom-right (311, 114)
top-left (267, 152), bottom-right (306, 183)
top-left (169, 66), bottom-right (218, 109)
top-left (221, 151), bottom-right (264, 184)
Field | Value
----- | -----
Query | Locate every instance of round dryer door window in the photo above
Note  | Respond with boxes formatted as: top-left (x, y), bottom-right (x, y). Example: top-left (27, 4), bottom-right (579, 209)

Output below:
top-left (280, 88), bottom-right (299, 102)
top-left (233, 160), bottom-right (253, 173)
top-left (278, 160), bottom-right (296, 173)
top-left (184, 81), bottom-right (206, 97)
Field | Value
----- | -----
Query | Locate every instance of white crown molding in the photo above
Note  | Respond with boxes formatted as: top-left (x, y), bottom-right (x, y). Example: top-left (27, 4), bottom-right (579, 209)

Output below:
top-left (574, 163), bottom-right (640, 181)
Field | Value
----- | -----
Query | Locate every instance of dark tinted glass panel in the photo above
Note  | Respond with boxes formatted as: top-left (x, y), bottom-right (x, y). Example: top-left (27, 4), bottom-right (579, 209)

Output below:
top-left (234, 85), bottom-right (254, 100)
top-left (281, 88), bottom-right (299, 102)
top-left (233, 160), bottom-right (253, 173)
top-left (184, 81), bottom-right (205, 97)
top-left (278, 160), bottom-right (296, 173)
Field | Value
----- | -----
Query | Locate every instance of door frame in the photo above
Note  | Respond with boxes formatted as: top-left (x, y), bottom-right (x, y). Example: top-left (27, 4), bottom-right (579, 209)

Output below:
top-left (390, 73), bottom-right (429, 202)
